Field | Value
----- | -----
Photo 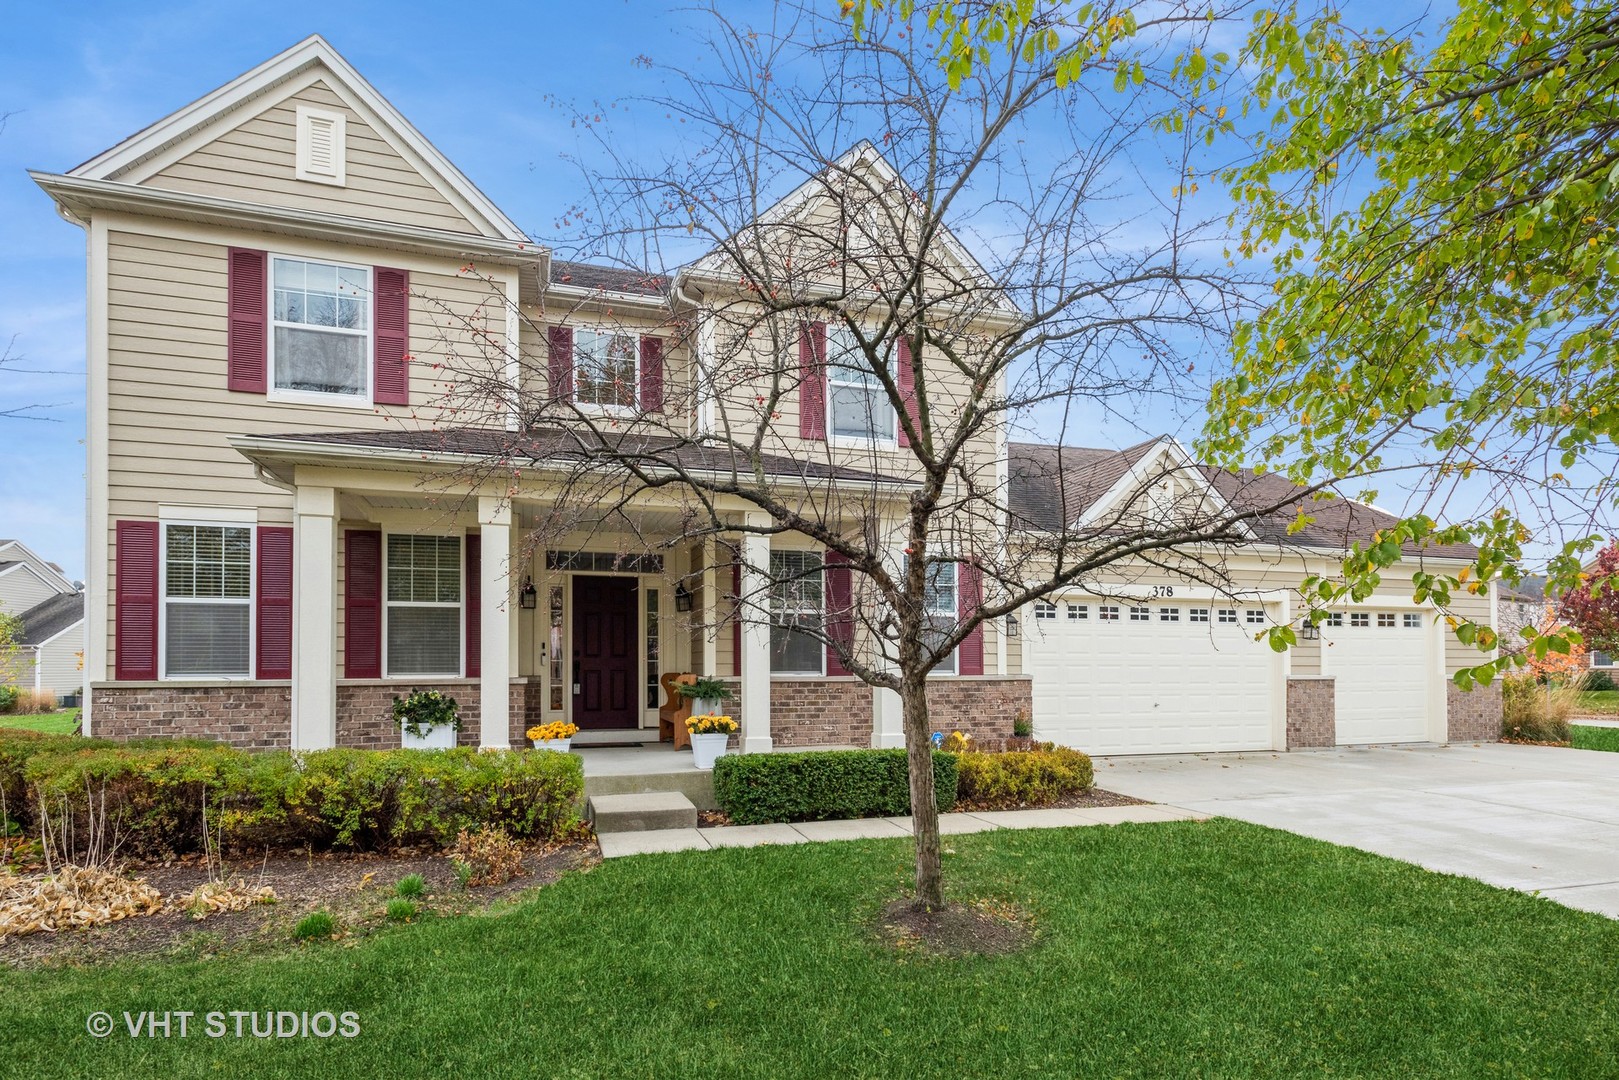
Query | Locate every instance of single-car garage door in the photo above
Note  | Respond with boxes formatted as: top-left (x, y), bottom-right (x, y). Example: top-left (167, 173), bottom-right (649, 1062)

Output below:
top-left (1322, 611), bottom-right (1431, 744)
top-left (1026, 598), bottom-right (1279, 755)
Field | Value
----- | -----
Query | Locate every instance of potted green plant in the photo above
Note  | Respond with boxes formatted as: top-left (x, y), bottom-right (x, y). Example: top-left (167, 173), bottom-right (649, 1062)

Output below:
top-left (677, 676), bottom-right (734, 719)
top-left (392, 689), bottom-right (462, 750)
top-left (684, 714), bottom-right (738, 770)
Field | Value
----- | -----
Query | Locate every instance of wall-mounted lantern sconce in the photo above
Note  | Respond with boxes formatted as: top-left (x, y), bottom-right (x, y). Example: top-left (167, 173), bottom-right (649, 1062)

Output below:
top-left (674, 582), bottom-right (694, 612)
top-left (1301, 622), bottom-right (1319, 641)
top-left (1005, 614), bottom-right (1020, 638)
top-left (519, 576), bottom-right (538, 610)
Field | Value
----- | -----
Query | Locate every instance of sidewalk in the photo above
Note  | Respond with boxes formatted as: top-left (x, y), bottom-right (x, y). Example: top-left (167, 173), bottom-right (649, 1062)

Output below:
top-left (595, 803), bottom-right (1206, 858)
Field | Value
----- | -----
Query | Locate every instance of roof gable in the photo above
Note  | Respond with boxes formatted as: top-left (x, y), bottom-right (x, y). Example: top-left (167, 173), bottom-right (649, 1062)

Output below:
top-left (69, 35), bottom-right (525, 242)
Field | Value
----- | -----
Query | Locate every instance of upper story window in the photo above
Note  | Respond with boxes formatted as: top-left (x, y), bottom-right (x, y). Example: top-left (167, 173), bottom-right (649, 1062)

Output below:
top-left (271, 257), bottom-right (370, 404)
top-left (574, 329), bottom-right (638, 409)
top-left (922, 562), bottom-right (958, 675)
top-left (163, 523), bottom-right (251, 678)
top-left (769, 550), bottom-right (824, 674)
top-left (385, 534), bottom-right (462, 677)
top-left (827, 325), bottom-right (896, 444)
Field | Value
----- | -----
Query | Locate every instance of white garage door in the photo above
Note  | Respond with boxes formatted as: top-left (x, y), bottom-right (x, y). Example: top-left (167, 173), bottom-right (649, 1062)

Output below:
top-left (1322, 611), bottom-right (1431, 744)
top-left (1026, 598), bottom-right (1278, 756)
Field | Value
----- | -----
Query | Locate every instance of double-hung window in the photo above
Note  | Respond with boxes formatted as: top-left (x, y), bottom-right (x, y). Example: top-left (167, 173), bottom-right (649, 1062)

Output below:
top-left (163, 524), bottom-right (252, 678)
top-left (922, 563), bottom-right (958, 674)
top-left (270, 257), bottom-right (370, 403)
top-left (385, 535), bottom-right (462, 677)
top-left (769, 550), bottom-right (824, 674)
top-left (826, 325), bottom-right (896, 443)
top-left (574, 329), bottom-right (638, 409)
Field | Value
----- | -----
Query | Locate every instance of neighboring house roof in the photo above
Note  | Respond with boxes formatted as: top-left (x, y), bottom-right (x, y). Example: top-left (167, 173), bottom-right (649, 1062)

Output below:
top-left (551, 260), bottom-right (669, 298)
top-left (0, 539), bottom-right (76, 593)
top-left (1008, 440), bottom-right (1479, 560)
top-left (1498, 576), bottom-right (1546, 604)
top-left (16, 591), bottom-right (85, 647)
top-left (238, 427), bottom-right (914, 487)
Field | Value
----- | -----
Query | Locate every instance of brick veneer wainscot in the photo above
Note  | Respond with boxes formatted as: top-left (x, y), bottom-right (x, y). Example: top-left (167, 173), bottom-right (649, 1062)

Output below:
top-left (770, 678), bottom-right (872, 747)
top-left (88, 683), bottom-right (292, 749)
top-left (1286, 677), bottom-right (1336, 749)
top-left (1447, 681), bottom-right (1502, 743)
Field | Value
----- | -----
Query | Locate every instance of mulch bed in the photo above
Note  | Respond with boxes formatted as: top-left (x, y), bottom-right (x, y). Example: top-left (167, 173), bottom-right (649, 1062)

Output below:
top-left (0, 843), bottom-right (595, 970)
top-left (875, 896), bottom-right (1035, 957)
top-left (695, 788), bottom-right (1147, 828)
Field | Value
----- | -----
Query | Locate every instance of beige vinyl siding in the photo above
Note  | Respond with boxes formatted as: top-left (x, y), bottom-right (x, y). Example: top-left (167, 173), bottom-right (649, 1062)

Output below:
top-left (0, 567), bottom-right (62, 618)
top-left (144, 81), bottom-right (479, 235)
top-left (101, 225), bottom-right (509, 653)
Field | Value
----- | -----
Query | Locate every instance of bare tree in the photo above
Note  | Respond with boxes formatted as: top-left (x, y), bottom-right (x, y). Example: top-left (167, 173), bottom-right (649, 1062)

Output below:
top-left (416, 2), bottom-right (1404, 911)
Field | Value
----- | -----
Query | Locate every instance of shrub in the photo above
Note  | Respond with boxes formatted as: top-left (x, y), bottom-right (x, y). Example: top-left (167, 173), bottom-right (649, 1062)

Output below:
top-left (14, 740), bottom-right (585, 859)
top-left (294, 910), bottom-right (336, 941)
top-left (1502, 674), bottom-right (1576, 743)
top-left (0, 686), bottom-right (18, 714)
top-left (385, 898), bottom-right (418, 922)
top-left (1583, 669), bottom-right (1616, 692)
top-left (1011, 710), bottom-right (1034, 738)
top-left (396, 873), bottom-right (425, 898)
top-left (449, 825), bottom-right (525, 887)
top-left (12, 689), bottom-right (57, 715)
top-left (713, 749), bottom-right (958, 825)
top-left (955, 747), bottom-right (1095, 810)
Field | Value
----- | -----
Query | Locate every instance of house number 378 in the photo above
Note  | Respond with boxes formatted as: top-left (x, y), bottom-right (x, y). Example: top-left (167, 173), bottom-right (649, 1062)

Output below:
top-left (1150, 585), bottom-right (1174, 597)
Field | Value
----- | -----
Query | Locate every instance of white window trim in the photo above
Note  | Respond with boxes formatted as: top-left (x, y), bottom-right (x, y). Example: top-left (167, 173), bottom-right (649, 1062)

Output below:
top-left (294, 104), bottom-right (347, 186)
top-left (825, 325), bottom-right (898, 449)
top-left (924, 561), bottom-right (958, 676)
top-left (267, 252), bottom-right (374, 410)
top-left (769, 550), bottom-right (826, 677)
top-left (158, 520), bottom-right (255, 682)
top-left (381, 530), bottom-right (466, 680)
top-left (572, 327), bottom-right (641, 416)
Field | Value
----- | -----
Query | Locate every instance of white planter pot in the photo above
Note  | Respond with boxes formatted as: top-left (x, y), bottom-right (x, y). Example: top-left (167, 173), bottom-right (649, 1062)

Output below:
top-left (691, 698), bottom-right (722, 717)
top-left (532, 738), bottom-right (573, 753)
top-left (690, 732), bottom-right (731, 771)
top-left (401, 724), bottom-right (456, 750)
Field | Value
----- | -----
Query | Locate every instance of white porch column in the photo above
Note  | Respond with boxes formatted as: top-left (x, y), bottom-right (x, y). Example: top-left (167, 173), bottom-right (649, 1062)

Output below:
top-left (291, 485), bottom-right (337, 750)
top-left (871, 519), bottom-right (907, 748)
top-left (478, 496), bottom-right (512, 749)
top-left (739, 526), bottom-right (773, 753)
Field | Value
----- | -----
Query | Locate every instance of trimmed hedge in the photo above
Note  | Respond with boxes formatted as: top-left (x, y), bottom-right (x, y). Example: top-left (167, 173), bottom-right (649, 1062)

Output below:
top-left (955, 747), bottom-right (1094, 810)
top-left (713, 749), bottom-right (958, 825)
top-left (3, 730), bottom-right (585, 857)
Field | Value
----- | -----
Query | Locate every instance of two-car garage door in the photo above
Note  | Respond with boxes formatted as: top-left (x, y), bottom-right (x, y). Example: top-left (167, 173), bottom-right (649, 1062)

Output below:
top-left (1321, 613), bottom-right (1431, 744)
top-left (1025, 599), bottom-right (1278, 756)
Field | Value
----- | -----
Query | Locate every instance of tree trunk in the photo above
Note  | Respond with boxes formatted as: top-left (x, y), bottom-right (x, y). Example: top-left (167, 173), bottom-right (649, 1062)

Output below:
top-left (901, 673), bottom-right (945, 911)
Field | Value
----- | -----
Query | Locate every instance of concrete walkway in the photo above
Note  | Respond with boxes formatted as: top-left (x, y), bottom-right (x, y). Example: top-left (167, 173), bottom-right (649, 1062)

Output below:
top-left (1096, 742), bottom-right (1619, 919)
top-left (595, 803), bottom-right (1203, 858)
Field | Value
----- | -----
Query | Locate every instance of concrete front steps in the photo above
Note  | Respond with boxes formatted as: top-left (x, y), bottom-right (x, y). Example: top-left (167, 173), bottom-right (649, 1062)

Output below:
top-left (587, 791), bottom-right (699, 834)
top-left (584, 768), bottom-right (716, 811)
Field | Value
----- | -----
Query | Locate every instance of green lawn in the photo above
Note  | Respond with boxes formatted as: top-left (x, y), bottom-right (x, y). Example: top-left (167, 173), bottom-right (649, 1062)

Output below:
top-left (1572, 724), bottom-right (1619, 752)
top-left (2, 822), bottom-right (1616, 1078)
top-left (0, 708), bottom-right (79, 735)
top-left (1577, 690), bottom-right (1619, 715)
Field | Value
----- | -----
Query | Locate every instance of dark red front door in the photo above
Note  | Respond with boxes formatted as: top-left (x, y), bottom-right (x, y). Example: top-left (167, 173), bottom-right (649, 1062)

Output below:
top-left (571, 576), bottom-right (638, 730)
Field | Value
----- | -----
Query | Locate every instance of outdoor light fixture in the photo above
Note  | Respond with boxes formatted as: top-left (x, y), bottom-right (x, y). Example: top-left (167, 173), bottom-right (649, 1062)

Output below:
top-left (674, 582), bottom-right (694, 612)
top-left (519, 577), bottom-right (538, 609)
top-left (1005, 614), bottom-right (1020, 638)
top-left (1301, 622), bottom-right (1319, 641)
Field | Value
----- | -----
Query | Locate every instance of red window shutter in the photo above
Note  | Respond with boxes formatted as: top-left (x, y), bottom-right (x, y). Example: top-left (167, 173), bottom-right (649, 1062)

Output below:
top-left (824, 549), bottom-right (853, 676)
top-left (896, 336), bottom-right (919, 448)
top-left (957, 561), bottom-right (984, 675)
top-left (373, 267), bottom-right (410, 405)
top-left (799, 321), bottom-right (827, 441)
top-left (114, 520), bottom-right (160, 681)
top-left (344, 530), bottom-right (382, 679)
top-left (639, 335), bottom-right (664, 413)
top-left (256, 526), bottom-right (294, 680)
top-left (548, 325), bottom-right (574, 401)
top-left (465, 533), bottom-right (481, 679)
top-left (226, 248), bottom-right (267, 393)
top-left (732, 560), bottom-right (743, 677)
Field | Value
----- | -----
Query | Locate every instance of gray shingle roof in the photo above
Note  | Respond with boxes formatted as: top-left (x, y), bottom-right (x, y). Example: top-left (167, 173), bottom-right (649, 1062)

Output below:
top-left (1008, 440), bottom-right (1478, 560)
top-left (17, 591), bottom-right (84, 645)
top-left (550, 260), bottom-right (668, 297)
top-left (259, 427), bottom-right (912, 486)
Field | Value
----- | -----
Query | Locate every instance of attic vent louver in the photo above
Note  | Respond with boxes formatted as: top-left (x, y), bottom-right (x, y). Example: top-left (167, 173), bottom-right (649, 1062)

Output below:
top-left (294, 105), bottom-right (346, 186)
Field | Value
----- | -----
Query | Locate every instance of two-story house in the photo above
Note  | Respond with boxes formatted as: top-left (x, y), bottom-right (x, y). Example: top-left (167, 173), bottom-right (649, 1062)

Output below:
top-left (0, 539), bottom-right (85, 701)
top-left (34, 36), bottom-right (1500, 756)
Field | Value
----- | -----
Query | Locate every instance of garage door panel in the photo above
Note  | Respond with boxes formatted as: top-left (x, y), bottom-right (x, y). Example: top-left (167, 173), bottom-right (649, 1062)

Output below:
top-left (1027, 601), bottom-right (1275, 756)
top-left (1324, 613), bottom-right (1429, 744)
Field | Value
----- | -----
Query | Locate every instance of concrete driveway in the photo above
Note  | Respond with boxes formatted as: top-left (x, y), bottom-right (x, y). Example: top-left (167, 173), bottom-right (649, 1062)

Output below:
top-left (1097, 742), bottom-right (1619, 919)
